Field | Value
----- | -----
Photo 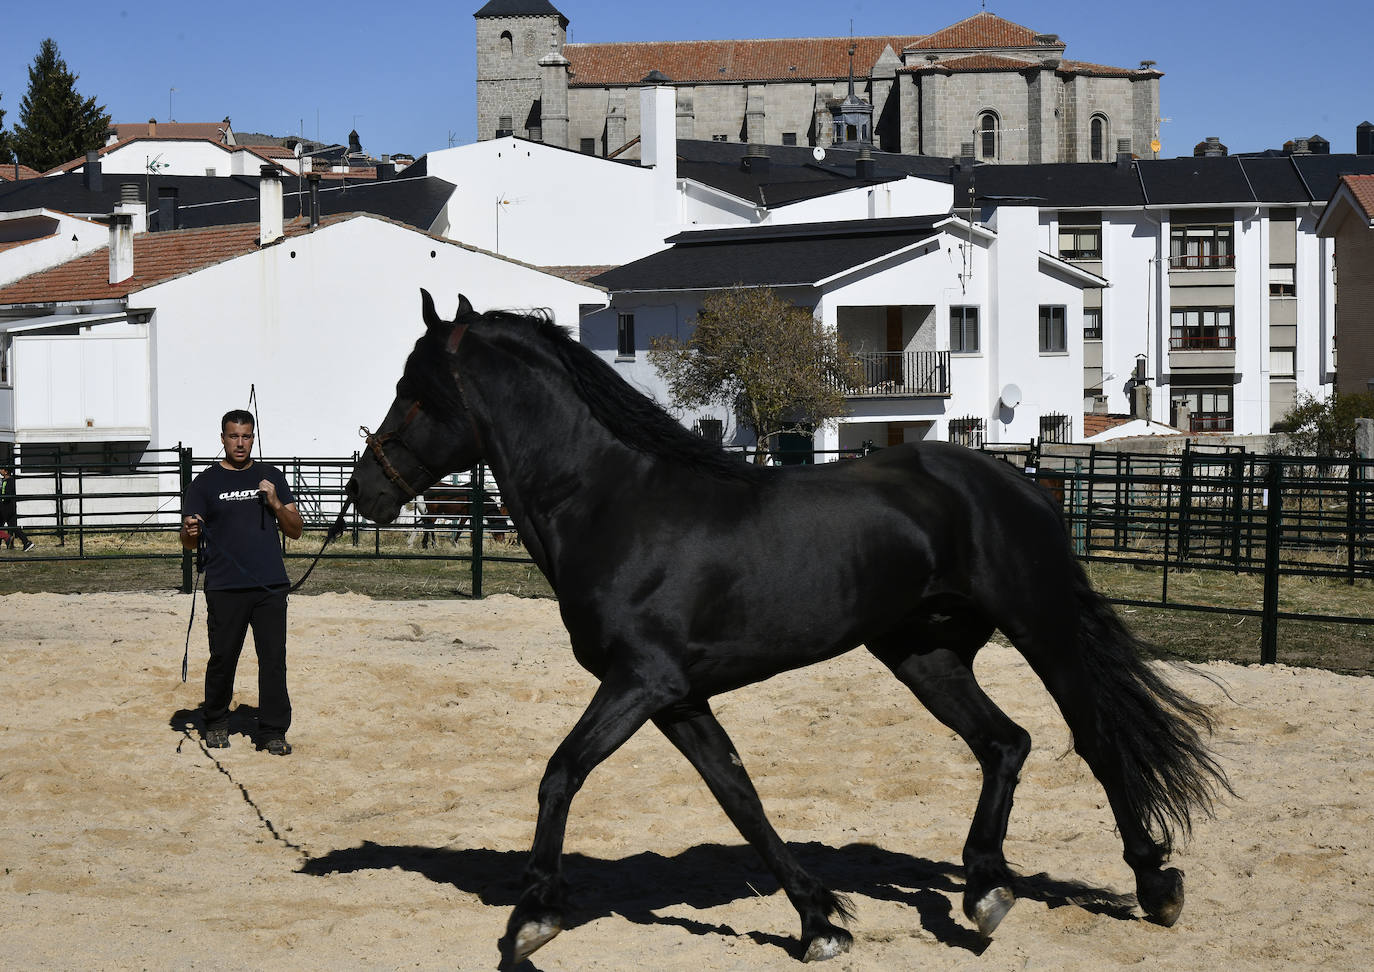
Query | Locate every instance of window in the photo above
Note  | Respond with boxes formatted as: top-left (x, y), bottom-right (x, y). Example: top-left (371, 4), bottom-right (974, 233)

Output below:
top-left (1090, 115), bottom-right (1107, 161)
top-left (1270, 347), bottom-right (1296, 377)
top-left (782, 132), bottom-right (797, 146)
top-left (950, 306), bottom-right (979, 353)
top-left (692, 417), bottom-right (724, 444)
top-left (1038, 306), bottom-right (1068, 353)
top-left (1171, 387), bottom-right (1234, 432)
top-left (1083, 309), bottom-right (1103, 339)
top-left (498, 30), bottom-right (513, 58)
top-left (616, 313), bottom-right (635, 357)
top-left (580, 138), bottom-right (596, 155)
top-left (1058, 219), bottom-right (1102, 260)
top-left (496, 115), bottom-right (514, 137)
top-left (1040, 413), bottom-right (1071, 443)
top-left (1269, 265), bottom-right (1296, 297)
top-left (978, 112), bottom-right (999, 160)
top-left (948, 416), bottom-right (985, 448)
top-left (1170, 307), bottom-right (1235, 350)
top-left (711, 134), bottom-right (729, 142)
top-left (0, 334), bottom-right (10, 385)
top-left (1169, 222), bottom-right (1234, 269)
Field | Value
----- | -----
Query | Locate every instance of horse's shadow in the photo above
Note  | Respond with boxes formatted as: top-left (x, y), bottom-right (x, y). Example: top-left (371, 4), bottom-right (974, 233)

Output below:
top-left (299, 839), bottom-right (1137, 964)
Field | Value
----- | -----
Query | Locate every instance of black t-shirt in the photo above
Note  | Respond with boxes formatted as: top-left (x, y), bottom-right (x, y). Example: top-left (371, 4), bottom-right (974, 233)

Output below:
top-left (183, 462), bottom-right (295, 591)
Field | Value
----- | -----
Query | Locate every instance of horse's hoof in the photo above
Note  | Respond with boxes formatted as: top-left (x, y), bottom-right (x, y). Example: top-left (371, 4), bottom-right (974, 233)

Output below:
top-left (1138, 867), bottom-right (1185, 927)
top-left (511, 916), bottom-right (562, 963)
top-left (966, 885), bottom-right (1016, 937)
top-left (802, 930), bottom-right (852, 962)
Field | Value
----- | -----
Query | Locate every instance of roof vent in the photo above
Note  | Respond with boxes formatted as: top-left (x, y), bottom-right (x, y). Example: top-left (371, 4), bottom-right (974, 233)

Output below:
top-left (856, 146), bottom-right (876, 179)
top-left (1357, 121), bottom-right (1374, 156)
top-left (741, 144), bottom-right (770, 176)
top-left (1194, 136), bottom-right (1228, 158)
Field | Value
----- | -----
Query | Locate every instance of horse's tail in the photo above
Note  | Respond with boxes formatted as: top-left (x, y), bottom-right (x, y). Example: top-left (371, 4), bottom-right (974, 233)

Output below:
top-left (1071, 568), bottom-right (1232, 854)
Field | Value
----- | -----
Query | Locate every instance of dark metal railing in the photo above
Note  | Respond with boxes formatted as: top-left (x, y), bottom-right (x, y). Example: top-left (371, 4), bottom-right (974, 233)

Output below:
top-left (843, 350), bottom-right (950, 397)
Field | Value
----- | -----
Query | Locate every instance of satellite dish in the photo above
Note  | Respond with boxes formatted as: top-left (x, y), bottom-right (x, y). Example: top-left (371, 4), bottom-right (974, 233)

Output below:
top-left (812, 147), bottom-right (826, 161)
top-left (999, 383), bottom-right (1022, 409)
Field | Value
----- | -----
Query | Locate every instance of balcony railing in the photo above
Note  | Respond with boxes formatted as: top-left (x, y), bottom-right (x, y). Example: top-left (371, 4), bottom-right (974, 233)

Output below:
top-left (1168, 252), bottom-right (1235, 270)
top-left (843, 350), bottom-right (950, 397)
top-left (1169, 333), bottom-right (1236, 350)
top-left (1189, 413), bottom-right (1234, 433)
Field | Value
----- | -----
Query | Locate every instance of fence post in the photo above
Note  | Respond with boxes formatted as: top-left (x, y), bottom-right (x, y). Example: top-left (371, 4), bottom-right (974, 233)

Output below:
top-left (1260, 460), bottom-right (1283, 665)
top-left (470, 464), bottom-right (486, 599)
top-left (1083, 446), bottom-right (1096, 556)
top-left (1177, 449), bottom-right (1194, 565)
top-left (54, 449), bottom-right (66, 545)
top-left (1229, 452), bottom-right (1245, 569)
top-left (179, 445), bottom-right (193, 594)
top-left (1347, 460), bottom-right (1358, 586)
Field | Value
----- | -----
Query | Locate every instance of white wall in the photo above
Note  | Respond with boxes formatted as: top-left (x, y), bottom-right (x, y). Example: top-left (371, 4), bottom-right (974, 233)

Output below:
top-left (140, 216), bottom-right (606, 459)
top-left (89, 140), bottom-right (269, 177)
top-left (0, 211), bottom-right (109, 285)
top-left (765, 177), bottom-right (954, 224)
top-left (13, 326), bottom-right (150, 438)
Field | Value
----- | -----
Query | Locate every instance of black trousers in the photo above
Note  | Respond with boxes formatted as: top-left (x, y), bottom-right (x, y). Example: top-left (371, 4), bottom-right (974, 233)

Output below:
top-left (0, 504), bottom-right (29, 547)
top-left (203, 586), bottom-right (291, 735)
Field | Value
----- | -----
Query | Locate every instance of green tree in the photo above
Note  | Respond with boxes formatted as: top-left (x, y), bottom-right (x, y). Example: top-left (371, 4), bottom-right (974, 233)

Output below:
top-left (10, 39), bottom-right (111, 173)
top-left (1275, 391), bottom-right (1374, 457)
top-left (648, 286), bottom-right (861, 462)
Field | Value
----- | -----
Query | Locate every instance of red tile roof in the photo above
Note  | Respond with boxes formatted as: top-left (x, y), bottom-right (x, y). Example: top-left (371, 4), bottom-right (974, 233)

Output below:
top-left (1082, 413), bottom-right (1134, 438)
top-left (1342, 175), bottom-right (1374, 220)
top-left (906, 53), bottom-right (1039, 73)
top-left (0, 164), bottom-right (44, 181)
top-left (0, 216), bottom-right (350, 305)
top-left (566, 35), bottom-right (921, 86)
top-left (906, 12), bottom-right (1057, 50)
top-left (113, 121), bottom-right (230, 142)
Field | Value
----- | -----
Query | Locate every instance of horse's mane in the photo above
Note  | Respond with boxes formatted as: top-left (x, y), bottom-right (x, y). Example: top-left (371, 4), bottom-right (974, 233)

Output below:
top-left (475, 310), bottom-right (763, 482)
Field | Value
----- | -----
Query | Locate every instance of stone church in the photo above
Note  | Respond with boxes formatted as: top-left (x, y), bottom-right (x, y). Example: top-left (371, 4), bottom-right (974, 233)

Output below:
top-left (474, 2), bottom-right (1163, 163)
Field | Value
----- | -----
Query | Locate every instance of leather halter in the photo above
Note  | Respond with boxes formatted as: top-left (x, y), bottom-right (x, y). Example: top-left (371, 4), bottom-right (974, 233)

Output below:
top-left (359, 401), bottom-right (431, 499)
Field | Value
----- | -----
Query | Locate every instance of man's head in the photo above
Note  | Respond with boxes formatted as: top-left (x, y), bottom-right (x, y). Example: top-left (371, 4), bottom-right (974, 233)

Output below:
top-left (220, 409), bottom-right (256, 469)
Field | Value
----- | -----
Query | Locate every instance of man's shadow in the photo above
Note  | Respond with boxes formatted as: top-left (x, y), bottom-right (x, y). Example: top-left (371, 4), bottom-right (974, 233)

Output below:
top-left (300, 838), bottom-right (1137, 964)
top-left (170, 704), bottom-right (262, 746)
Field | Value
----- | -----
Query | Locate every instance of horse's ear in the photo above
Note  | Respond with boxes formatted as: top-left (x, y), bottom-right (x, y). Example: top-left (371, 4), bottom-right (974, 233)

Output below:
top-left (456, 293), bottom-right (474, 320)
top-left (421, 289), bottom-right (444, 334)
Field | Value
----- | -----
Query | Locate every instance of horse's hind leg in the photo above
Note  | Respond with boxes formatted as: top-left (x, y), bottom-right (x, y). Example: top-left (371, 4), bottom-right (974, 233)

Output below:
top-left (654, 704), bottom-right (853, 962)
top-left (867, 638), bottom-right (1031, 938)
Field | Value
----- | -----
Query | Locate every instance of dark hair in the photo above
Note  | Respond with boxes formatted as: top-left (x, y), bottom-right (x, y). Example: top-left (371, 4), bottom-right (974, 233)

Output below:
top-left (221, 409), bottom-right (255, 432)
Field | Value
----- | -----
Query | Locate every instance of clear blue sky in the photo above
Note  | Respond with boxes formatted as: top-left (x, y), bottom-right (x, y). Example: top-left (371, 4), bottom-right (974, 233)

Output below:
top-left (2, 0), bottom-right (1371, 162)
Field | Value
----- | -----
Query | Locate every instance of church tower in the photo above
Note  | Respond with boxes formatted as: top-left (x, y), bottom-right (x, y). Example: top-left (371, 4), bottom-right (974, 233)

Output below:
top-left (474, 1), bottom-right (569, 142)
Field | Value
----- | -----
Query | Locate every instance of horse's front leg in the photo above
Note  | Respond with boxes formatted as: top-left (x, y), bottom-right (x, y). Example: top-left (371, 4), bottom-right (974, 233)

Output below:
top-left (507, 670), bottom-right (682, 964)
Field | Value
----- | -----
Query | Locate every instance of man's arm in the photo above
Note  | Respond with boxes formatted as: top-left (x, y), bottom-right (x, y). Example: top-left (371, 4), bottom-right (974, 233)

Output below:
top-left (180, 514), bottom-right (202, 550)
top-left (259, 477), bottom-right (304, 540)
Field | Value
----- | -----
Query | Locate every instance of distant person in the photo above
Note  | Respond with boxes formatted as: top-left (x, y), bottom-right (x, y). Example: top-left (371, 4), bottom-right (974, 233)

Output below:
top-left (0, 466), bottom-right (35, 551)
top-left (181, 410), bottom-right (303, 755)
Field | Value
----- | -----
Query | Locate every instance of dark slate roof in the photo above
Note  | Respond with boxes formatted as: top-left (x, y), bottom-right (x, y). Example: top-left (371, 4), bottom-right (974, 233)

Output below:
top-left (473, 0), bottom-right (567, 23)
top-left (0, 171), bottom-right (455, 234)
top-left (950, 154), bottom-right (1374, 209)
top-left (589, 216), bottom-right (944, 292)
top-left (676, 139), bottom-right (955, 208)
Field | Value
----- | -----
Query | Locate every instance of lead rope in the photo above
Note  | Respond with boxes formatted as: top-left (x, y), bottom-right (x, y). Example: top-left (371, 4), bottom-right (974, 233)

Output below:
top-left (179, 499), bottom-right (352, 682)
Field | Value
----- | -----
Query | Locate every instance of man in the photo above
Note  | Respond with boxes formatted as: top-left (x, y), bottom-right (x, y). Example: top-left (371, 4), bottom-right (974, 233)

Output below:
top-left (0, 466), bottom-right (35, 551)
top-left (181, 410), bottom-right (304, 755)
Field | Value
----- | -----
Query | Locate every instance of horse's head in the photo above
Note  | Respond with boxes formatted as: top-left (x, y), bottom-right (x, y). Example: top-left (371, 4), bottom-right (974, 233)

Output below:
top-left (346, 289), bottom-right (485, 524)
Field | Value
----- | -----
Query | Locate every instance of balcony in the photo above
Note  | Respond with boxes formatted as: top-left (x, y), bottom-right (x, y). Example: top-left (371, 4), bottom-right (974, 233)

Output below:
top-left (1168, 332), bottom-right (1236, 371)
top-left (842, 350), bottom-right (950, 398)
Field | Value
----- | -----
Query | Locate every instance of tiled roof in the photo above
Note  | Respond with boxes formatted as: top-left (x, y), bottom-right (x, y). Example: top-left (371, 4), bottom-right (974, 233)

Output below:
top-left (0, 216), bottom-right (350, 305)
top-left (473, 0), bottom-right (567, 21)
top-left (0, 164), bottom-right (44, 182)
top-left (113, 121), bottom-right (229, 142)
top-left (1082, 413), bottom-right (1133, 438)
top-left (1343, 175), bottom-right (1374, 220)
top-left (906, 53), bottom-right (1037, 73)
top-left (906, 12), bottom-right (1056, 50)
top-left (1057, 58), bottom-right (1147, 79)
top-left (539, 265), bottom-right (617, 284)
top-left (565, 35), bottom-right (922, 86)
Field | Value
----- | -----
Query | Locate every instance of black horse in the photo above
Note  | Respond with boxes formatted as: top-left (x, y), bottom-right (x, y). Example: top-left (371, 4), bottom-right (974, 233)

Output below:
top-left (346, 291), bottom-right (1228, 965)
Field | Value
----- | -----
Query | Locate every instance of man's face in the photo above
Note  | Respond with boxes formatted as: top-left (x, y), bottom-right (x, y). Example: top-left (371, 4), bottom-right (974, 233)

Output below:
top-left (222, 421), bottom-right (255, 468)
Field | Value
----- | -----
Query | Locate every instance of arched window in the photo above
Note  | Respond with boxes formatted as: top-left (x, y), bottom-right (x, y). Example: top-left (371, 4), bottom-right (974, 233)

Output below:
top-left (1090, 115), bottom-right (1108, 162)
top-left (979, 112), bottom-right (999, 160)
top-left (498, 30), bottom-right (513, 58)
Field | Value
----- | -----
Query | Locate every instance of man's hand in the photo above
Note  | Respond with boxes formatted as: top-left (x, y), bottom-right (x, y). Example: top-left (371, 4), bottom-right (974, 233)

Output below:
top-left (182, 514), bottom-right (202, 539)
top-left (259, 478), bottom-right (281, 510)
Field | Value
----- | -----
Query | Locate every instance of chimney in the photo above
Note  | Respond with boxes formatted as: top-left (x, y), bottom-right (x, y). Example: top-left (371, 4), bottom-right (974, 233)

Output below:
top-left (741, 144), bottom-right (770, 176)
top-left (856, 146), bottom-right (876, 179)
top-left (155, 186), bottom-right (179, 232)
top-left (1291, 137), bottom-right (1311, 155)
top-left (1195, 136), bottom-right (1227, 158)
top-left (259, 165), bottom-right (284, 245)
top-left (115, 183), bottom-right (147, 234)
top-left (1357, 121), bottom-right (1374, 156)
top-left (83, 151), bottom-right (102, 192)
top-left (307, 172), bottom-right (321, 229)
top-left (376, 160), bottom-right (396, 181)
top-left (107, 212), bottom-right (135, 284)
top-left (147, 118), bottom-right (157, 137)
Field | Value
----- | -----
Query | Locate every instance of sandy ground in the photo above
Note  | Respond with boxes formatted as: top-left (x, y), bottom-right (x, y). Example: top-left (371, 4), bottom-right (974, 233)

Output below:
top-left (1, 590), bottom-right (1370, 971)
